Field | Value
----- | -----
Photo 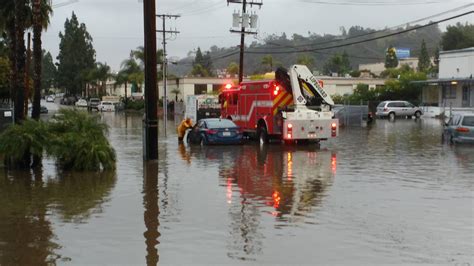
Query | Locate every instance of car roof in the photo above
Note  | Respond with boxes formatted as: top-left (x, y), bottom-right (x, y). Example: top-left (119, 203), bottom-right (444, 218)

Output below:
top-left (200, 118), bottom-right (229, 122)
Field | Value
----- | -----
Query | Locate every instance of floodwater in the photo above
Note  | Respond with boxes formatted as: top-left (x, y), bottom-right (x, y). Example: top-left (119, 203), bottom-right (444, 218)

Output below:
top-left (0, 111), bottom-right (473, 265)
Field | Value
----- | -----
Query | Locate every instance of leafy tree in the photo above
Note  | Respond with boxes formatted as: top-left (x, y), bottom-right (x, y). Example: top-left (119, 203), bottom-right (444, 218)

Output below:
top-left (56, 12), bottom-right (96, 96)
top-left (191, 63), bottom-right (209, 77)
top-left (323, 51), bottom-right (351, 76)
top-left (417, 39), bottom-right (430, 72)
top-left (0, 57), bottom-right (9, 99)
top-left (296, 54), bottom-right (314, 69)
top-left (261, 55), bottom-right (274, 71)
top-left (227, 62), bottom-right (239, 76)
top-left (202, 51), bottom-right (213, 75)
top-left (385, 45), bottom-right (398, 68)
top-left (441, 23), bottom-right (474, 51)
top-left (192, 47), bottom-right (212, 76)
top-left (194, 47), bottom-right (204, 66)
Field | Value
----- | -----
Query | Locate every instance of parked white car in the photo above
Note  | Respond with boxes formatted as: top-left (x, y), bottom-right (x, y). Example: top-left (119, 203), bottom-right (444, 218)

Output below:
top-left (46, 95), bottom-right (55, 102)
top-left (376, 100), bottom-right (423, 119)
top-left (75, 98), bottom-right (88, 107)
top-left (97, 101), bottom-right (115, 112)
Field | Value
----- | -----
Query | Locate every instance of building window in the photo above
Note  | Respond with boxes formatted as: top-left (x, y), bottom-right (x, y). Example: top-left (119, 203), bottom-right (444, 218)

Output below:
top-left (442, 84), bottom-right (456, 99)
top-left (212, 84), bottom-right (221, 93)
top-left (194, 84), bottom-right (207, 95)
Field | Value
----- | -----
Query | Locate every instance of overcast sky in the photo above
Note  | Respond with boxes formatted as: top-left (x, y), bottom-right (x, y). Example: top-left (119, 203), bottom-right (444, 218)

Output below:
top-left (41, 0), bottom-right (473, 72)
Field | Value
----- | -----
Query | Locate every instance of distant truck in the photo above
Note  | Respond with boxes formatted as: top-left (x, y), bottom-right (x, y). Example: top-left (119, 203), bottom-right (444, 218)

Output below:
top-left (185, 95), bottom-right (221, 123)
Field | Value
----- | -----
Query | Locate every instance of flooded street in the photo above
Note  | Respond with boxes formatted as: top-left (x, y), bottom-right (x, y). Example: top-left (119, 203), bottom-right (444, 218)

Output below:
top-left (1, 112), bottom-right (473, 265)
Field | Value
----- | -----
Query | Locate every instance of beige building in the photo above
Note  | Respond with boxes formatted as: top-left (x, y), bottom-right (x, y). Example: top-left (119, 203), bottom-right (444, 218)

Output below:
top-left (359, 57), bottom-right (422, 76)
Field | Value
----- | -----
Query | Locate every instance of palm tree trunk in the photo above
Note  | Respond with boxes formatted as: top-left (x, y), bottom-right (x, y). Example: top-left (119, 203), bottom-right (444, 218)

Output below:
top-left (14, 0), bottom-right (27, 123)
top-left (31, 0), bottom-right (42, 120)
top-left (124, 82), bottom-right (128, 103)
top-left (7, 19), bottom-right (16, 104)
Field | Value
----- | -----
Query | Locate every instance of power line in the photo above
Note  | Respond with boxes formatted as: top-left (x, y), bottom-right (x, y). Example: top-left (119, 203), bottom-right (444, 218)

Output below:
top-left (254, 3), bottom-right (474, 50)
top-left (244, 11), bottom-right (473, 55)
top-left (297, 0), bottom-right (456, 6)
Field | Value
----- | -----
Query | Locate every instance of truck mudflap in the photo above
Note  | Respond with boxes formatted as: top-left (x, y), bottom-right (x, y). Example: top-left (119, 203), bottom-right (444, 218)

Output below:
top-left (283, 118), bottom-right (338, 140)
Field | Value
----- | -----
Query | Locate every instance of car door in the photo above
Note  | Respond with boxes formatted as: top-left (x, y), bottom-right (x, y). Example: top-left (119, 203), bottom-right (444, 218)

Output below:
top-left (387, 102), bottom-right (400, 116)
top-left (189, 121), bottom-right (203, 143)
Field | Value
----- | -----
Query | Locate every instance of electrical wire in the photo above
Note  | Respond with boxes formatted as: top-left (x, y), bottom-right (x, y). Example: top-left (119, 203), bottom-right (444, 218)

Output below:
top-left (244, 11), bottom-right (473, 55)
top-left (253, 3), bottom-right (474, 50)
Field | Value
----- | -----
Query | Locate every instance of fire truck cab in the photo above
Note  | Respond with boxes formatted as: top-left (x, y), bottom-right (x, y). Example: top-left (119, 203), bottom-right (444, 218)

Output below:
top-left (220, 65), bottom-right (338, 144)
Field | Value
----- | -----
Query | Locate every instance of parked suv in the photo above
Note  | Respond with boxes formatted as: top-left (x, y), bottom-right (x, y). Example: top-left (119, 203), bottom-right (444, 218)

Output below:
top-left (376, 101), bottom-right (423, 119)
top-left (88, 98), bottom-right (101, 111)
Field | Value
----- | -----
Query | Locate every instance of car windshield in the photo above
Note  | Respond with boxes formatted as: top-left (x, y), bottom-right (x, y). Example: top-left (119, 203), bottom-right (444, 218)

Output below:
top-left (205, 119), bottom-right (237, 128)
top-left (461, 116), bottom-right (474, 126)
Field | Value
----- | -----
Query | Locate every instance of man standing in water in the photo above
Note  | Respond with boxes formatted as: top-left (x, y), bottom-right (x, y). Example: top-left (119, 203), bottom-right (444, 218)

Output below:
top-left (177, 117), bottom-right (193, 142)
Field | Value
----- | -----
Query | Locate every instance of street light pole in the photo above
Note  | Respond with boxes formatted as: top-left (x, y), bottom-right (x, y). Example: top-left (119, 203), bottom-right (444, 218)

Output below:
top-left (143, 0), bottom-right (158, 160)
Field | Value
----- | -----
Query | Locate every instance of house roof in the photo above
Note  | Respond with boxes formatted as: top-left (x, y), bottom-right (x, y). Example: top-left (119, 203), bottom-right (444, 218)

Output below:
top-left (440, 47), bottom-right (474, 55)
top-left (412, 77), bottom-right (474, 86)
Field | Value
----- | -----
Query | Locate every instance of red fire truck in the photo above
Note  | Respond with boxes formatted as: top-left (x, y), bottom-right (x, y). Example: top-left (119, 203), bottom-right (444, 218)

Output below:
top-left (220, 65), bottom-right (338, 144)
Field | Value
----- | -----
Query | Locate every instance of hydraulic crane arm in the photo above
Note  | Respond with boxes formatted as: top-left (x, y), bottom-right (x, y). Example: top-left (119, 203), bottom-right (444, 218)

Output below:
top-left (288, 64), bottom-right (335, 107)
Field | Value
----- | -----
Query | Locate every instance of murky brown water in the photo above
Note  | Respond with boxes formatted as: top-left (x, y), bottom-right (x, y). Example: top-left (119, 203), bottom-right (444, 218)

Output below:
top-left (1, 112), bottom-right (473, 265)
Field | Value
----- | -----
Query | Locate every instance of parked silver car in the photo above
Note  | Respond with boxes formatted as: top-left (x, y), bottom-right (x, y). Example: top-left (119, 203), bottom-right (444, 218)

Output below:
top-left (443, 113), bottom-right (474, 144)
top-left (376, 100), bottom-right (423, 119)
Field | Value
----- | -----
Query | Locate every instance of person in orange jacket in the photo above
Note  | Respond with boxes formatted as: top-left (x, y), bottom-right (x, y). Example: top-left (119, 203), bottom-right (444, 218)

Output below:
top-left (177, 117), bottom-right (193, 142)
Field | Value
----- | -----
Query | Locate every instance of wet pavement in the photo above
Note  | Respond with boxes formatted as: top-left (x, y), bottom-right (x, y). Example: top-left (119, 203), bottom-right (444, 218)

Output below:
top-left (0, 112), bottom-right (473, 265)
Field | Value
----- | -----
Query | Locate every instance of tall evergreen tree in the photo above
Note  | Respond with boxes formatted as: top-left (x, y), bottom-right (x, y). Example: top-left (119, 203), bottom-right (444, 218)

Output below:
top-left (56, 12), bottom-right (96, 96)
top-left (385, 45), bottom-right (398, 69)
top-left (41, 51), bottom-right (56, 92)
top-left (417, 39), bottom-right (430, 72)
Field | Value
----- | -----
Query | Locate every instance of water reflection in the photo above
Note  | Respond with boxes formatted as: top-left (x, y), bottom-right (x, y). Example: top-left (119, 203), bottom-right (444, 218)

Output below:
top-left (143, 161), bottom-right (160, 266)
top-left (177, 144), bottom-right (336, 260)
top-left (0, 168), bottom-right (116, 264)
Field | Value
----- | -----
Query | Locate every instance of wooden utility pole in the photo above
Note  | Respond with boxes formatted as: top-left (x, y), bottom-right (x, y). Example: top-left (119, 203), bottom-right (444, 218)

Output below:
top-left (157, 14), bottom-right (180, 137)
top-left (228, 0), bottom-right (262, 83)
top-left (143, 0), bottom-right (158, 160)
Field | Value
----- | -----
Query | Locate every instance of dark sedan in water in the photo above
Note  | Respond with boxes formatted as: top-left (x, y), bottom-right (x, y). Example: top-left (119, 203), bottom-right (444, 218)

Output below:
top-left (187, 118), bottom-right (242, 145)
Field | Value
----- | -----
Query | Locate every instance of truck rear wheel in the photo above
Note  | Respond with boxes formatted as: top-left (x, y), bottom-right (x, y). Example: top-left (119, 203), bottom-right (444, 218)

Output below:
top-left (258, 126), bottom-right (268, 145)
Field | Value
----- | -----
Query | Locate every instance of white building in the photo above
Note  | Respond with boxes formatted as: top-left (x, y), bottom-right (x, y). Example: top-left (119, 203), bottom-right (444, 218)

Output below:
top-left (420, 47), bottom-right (474, 111)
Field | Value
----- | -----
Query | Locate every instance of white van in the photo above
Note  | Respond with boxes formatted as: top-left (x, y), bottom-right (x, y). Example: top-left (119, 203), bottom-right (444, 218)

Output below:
top-left (97, 101), bottom-right (115, 112)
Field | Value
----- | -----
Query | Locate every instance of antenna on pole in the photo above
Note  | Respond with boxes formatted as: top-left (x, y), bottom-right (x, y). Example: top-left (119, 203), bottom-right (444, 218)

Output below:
top-left (227, 0), bottom-right (262, 83)
top-left (157, 14), bottom-right (180, 137)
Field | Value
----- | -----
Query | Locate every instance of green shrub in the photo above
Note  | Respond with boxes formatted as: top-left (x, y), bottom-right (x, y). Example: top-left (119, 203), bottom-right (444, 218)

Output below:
top-left (125, 99), bottom-right (145, 110)
top-left (48, 109), bottom-right (116, 171)
top-left (0, 119), bottom-right (49, 167)
top-left (0, 109), bottom-right (116, 171)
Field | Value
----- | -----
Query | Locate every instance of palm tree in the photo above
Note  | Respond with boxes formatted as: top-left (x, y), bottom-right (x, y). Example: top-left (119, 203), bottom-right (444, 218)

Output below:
top-left (13, 0), bottom-right (28, 122)
top-left (296, 54), bottom-right (314, 70)
top-left (94, 62), bottom-right (111, 96)
top-left (0, 0), bottom-right (16, 102)
top-left (115, 70), bottom-right (129, 102)
top-left (31, 0), bottom-right (53, 120)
